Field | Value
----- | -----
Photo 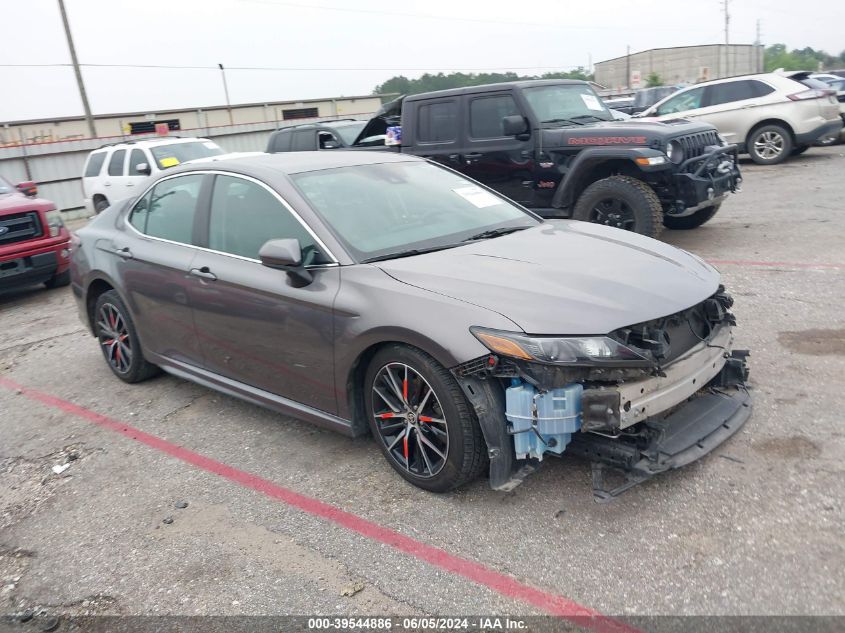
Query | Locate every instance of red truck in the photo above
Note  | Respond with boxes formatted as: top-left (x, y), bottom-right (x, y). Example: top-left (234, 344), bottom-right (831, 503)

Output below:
top-left (0, 176), bottom-right (71, 292)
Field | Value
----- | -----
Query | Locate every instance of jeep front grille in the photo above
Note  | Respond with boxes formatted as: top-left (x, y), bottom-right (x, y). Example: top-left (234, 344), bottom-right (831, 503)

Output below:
top-left (0, 211), bottom-right (43, 246)
top-left (675, 130), bottom-right (721, 159)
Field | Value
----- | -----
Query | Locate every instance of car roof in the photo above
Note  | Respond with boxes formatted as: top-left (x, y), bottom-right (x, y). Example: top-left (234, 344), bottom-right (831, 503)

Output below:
top-left (92, 137), bottom-right (214, 152)
top-left (166, 150), bottom-right (423, 177)
top-left (405, 79), bottom-right (586, 100)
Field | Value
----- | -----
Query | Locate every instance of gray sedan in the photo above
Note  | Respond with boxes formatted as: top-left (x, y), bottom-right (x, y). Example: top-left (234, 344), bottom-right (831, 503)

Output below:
top-left (70, 152), bottom-right (751, 497)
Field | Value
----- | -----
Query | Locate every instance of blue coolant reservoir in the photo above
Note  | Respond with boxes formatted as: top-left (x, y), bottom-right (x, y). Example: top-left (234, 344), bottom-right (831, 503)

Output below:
top-left (505, 382), bottom-right (583, 460)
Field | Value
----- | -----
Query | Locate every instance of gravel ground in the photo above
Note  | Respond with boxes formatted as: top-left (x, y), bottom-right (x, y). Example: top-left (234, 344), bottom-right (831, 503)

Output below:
top-left (1, 146), bottom-right (843, 624)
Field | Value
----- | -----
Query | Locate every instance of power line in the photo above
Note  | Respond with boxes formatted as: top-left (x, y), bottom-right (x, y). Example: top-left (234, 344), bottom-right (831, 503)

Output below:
top-left (239, 0), bottom-right (688, 31)
top-left (0, 62), bottom-right (588, 72)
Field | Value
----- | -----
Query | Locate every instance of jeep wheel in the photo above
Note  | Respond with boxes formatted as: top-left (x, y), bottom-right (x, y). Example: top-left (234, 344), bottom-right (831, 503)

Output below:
top-left (748, 124), bottom-right (792, 165)
top-left (663, 203), bottom-right (721, 230)
top-left (364, 345), bottom-right (487, 492)
top-left (572, 175), bottom-right (663, 238)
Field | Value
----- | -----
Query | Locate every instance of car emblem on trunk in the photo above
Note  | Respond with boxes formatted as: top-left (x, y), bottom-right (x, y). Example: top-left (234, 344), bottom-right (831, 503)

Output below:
top-left (0, 226), bottom-right (9, 235)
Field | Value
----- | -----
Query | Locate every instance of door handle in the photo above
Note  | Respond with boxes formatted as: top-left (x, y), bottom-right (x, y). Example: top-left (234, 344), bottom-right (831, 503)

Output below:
top-left (190, 266), bottom-right (217, 281)
top-left (126, 182), bottom-right (135, 187)
top-left (104, 182), bottom-right (112, 187)
top-left (465, 152), bottom-right (482, 159)
top-left (114, 246), bottom-right (133, 259)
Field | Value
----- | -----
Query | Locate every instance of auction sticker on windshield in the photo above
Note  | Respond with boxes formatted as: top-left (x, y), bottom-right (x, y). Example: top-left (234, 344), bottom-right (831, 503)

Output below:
top-left (453, 186), bottom-right (501, 208)
top-left (581, 94), bottom-right (604, 111)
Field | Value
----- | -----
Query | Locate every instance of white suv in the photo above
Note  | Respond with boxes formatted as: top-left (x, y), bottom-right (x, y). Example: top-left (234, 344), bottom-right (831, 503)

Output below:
top-left (82, 137), bottom-right (224, 214)
top-left (638, 72), bottom-right (842, 164)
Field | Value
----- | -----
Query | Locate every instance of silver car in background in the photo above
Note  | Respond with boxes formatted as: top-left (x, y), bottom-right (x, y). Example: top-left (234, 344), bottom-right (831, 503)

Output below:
top-left (639, 71), bottom-right (842, 164)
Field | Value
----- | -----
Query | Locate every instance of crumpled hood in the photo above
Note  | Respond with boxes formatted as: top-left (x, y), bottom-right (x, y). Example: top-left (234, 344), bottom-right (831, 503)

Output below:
top-left (375, 222), bottom-right (720, 335)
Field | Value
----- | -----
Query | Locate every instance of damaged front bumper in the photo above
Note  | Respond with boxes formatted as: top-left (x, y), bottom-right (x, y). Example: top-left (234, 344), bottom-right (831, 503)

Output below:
top-left (454, 322), bottom-right (752, 499)
top-left (668, 144), bottom-right (741, 216)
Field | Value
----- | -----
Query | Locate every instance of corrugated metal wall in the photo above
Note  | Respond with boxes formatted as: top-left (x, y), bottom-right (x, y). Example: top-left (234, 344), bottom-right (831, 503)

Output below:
top-left (0, 114), bottom-right (376, 219)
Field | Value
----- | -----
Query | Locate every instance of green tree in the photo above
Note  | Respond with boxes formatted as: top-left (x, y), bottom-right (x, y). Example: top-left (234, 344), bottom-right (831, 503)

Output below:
top-left (764, 43), bottom-right (839, 72)
top-left (374, 67), bottom-right (594, 96)
top-left (646, 72), bottom-right (663, 87)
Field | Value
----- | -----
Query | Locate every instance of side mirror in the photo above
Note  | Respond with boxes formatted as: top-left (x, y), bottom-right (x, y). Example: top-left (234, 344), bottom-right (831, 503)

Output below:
top-left (322, 140), bottom-right (340, 150)
top-left (259, 238), bottom-right (312, 286)
top-left (16, 181), bottom-right (37, 197)
top-left (502, 115), bottom-right (529, 137)
top-left (135, 162), bottom-right (151, 176)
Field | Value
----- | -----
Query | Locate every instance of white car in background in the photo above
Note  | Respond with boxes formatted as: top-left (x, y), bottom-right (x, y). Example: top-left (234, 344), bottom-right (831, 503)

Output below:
top-left (637, 72), bottom-right (842, 164)
top-left (82, 137), bottom-right (224, 214)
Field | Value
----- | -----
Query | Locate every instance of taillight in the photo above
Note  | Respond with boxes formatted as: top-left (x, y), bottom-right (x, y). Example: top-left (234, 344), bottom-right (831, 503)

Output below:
top-left (788, 89), bottom-right (835, 101)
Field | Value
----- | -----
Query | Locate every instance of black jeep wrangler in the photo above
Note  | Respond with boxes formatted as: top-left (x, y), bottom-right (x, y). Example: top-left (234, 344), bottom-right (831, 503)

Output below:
top-left (347, 80), bottom-right (743, 238)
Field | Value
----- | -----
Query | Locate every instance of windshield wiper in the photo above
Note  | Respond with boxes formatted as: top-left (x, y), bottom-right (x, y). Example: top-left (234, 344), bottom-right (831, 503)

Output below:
top-left (570, 114), bottom-right (610, 122)
top-left (462, 226), bottom-right (532, 242)
top-left (541, 118), bottom-right (584, 126)
top-left (361, 244), bottom-right (461, 263)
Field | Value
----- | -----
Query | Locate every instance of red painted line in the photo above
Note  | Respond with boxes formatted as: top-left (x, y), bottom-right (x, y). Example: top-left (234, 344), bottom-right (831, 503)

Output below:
top-left (0, 376), bottom-right (638, 633)
top-left (708, 258), bottom-right (844, 270)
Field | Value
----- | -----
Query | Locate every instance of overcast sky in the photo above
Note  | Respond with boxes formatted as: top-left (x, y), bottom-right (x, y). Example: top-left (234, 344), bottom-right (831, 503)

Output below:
top-left (1, 0), bottom-right (842, 121)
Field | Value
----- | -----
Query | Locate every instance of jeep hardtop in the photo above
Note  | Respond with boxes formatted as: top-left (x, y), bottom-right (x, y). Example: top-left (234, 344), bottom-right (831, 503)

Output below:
top-left (350, 80), bottom-right (742, 238)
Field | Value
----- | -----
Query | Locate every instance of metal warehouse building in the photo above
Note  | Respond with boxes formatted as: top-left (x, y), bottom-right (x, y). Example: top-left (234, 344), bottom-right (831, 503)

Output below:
top-left (594, 44), bottom-right (765, 90)
top-left (0, 94), bottom-right (384, 146)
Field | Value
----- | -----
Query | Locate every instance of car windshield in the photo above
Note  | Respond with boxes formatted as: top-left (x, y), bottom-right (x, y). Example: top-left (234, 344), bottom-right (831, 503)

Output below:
top-left (332, 122), bottom-right (367, 145)
top-left (0, 175), bottom-right (12, 194)
top-left (291, 161), bottom-right (537, 262)
top-left (522, 84), bottom-right (613, 124)
top-left (150, 141), bottom-right (223, 169)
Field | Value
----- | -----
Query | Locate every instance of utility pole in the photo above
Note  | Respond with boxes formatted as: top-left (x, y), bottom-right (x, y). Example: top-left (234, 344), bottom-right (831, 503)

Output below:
top-left (218, 63), bottom-right (234, 126)
top-left (755, 19), bottom-right (763, 73)
top-left (626, 44), bottom-right (631, 90)
top-left (722, 0), bottom-right (730, 77)
top-left (57, 0), bottom-right (96, 138)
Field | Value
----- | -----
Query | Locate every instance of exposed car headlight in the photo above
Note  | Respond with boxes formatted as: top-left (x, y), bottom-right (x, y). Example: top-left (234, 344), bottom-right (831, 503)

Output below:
top-left (470, 327), bottom-right (652, 367)
top-left (45, 209), bottom-right (65, 237)
top-left (666, 140), bottom-right (684, 164)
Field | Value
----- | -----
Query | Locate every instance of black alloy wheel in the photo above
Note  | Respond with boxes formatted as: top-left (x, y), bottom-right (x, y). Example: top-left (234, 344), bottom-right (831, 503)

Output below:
top-left (371, 362), bottom-right (449, 478)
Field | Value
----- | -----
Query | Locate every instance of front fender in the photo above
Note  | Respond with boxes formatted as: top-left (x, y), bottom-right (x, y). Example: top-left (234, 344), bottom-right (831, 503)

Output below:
top-left (551, 147), bottom-right (671, 209)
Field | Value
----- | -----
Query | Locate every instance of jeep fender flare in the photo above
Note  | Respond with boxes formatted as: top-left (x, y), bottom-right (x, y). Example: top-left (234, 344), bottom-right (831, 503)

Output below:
top-left (551, 146), bottom-right (671, 209)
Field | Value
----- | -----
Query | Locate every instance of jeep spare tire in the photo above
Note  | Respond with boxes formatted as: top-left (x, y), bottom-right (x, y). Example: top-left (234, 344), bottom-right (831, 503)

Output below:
top-left (572, 175), bottom-right (663, 238)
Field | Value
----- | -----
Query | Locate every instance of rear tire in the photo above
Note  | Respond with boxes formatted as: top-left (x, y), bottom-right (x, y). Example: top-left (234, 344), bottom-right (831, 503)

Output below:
top-left (45, 269), bottom-right (70, 289)
top-left (364, 345), bottom-right (487, 492)
top-left (572, 175), bottom-right (663, 239)
top-left (94, 290), bottom-right (159, 383)
top-left (747, 124), bottom-right (792, 165)
top-left (94, 198), bottom-right (110, 214)
top-left (663, 203), bottom-right (721, 230)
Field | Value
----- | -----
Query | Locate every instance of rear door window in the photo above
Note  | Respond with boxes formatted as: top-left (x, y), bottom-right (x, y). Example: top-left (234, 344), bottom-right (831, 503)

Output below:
top-left (705, 80), bottom-right (759, 106)
top-left (417, 100), bottom-right (458, 143)
top-left (292, 130), bottom-right (317, 151)
top-left (85, 152), bottom-right (107, 177)
top-left (107, 150), bottom-right (126, 176)
top-left (128, 174), bottom-right (204, 244)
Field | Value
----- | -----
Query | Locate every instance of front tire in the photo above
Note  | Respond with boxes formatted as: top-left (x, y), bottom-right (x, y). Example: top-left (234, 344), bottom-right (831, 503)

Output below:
top-left (663, 203), bottom-right (721, 230)
top-left (94, 290), bottom-right (159, 383)
top-left (364, 345), bottom-right (487, 492)
top-left (748, 124), bottom-right (792, 165)
top-left (572, 175), bottom-right (663, 238)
